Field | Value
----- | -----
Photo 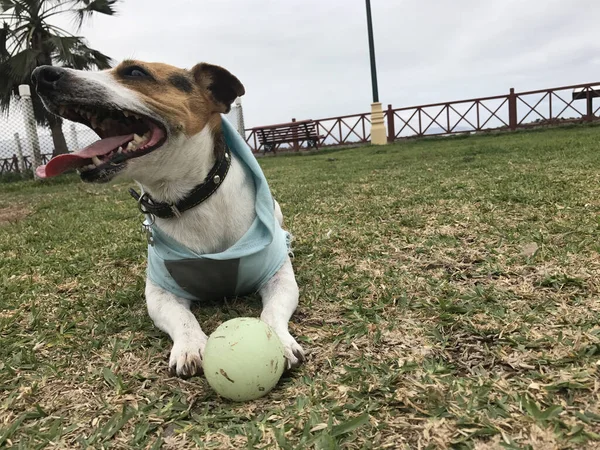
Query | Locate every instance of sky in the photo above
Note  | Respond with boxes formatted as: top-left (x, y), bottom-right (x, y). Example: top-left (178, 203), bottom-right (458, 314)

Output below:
top-left (34, 0), bottom-right (600, 128)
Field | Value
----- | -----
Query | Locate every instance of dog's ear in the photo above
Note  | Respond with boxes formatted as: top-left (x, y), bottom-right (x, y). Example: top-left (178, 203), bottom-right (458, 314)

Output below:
top-left (191, 63), bottom-right (245, 113)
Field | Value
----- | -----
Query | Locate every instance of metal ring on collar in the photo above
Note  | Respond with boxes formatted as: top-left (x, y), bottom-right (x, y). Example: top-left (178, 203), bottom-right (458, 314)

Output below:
top-left (145, 213), bottom-right (156, 227)
top-left (137, 192), bottom-right (151, 215)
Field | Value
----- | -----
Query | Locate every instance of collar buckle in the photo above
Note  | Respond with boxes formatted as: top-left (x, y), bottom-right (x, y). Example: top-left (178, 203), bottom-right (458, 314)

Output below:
top-left (170, 204), bottom-right (182, 218)
top-left (137, 192), bottom-right (151, 215)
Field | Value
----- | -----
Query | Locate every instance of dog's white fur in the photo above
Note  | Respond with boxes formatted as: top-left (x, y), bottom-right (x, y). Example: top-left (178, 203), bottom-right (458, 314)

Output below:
top-left (59, 68), bottom-right (305, 376)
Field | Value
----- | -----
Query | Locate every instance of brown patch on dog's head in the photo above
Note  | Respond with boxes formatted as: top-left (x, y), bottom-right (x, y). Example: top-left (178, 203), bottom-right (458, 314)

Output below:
top-left (110, 60), bottom-right (244, 137)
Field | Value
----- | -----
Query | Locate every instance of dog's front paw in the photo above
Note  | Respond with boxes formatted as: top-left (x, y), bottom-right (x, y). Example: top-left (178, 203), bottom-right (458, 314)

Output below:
top-left (276, 330), bottom-right (305, 370)
top-left (169, 340), bottom-right (206, 378)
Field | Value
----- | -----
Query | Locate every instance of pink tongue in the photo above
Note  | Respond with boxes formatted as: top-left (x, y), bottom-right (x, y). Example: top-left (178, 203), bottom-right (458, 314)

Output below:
top-left (36, 134), bottom-right (134, 178)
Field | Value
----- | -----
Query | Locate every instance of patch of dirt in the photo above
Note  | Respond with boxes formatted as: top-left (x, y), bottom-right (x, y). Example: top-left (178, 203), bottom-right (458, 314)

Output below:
top-left (0, 204), bottom-right (31, 225)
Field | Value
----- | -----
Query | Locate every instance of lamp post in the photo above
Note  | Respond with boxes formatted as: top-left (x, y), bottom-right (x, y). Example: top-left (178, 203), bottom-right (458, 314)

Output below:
top-left (365, 0), bottom-right (387, 145)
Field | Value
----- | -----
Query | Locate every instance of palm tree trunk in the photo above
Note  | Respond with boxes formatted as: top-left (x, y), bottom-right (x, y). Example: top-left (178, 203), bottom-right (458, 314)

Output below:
top-left (48, 115), bottom-right (69, 156)
top-left (31, 34), bottom-right (69, 156)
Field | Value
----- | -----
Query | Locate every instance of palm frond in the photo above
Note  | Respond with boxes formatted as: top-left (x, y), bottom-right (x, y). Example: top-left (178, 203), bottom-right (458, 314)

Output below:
top-left (0, 61), bottom-right (14, 111)
top-left (49, 34), bottom-right (112, 69)
top-left (45, 23), bottom-right (74, 37)
top-left (46, 34), bottom-right (78, 63)
top-left (1, 0), bottom-right (30, 18)
top-left (72, 0), bottom-right (117, 29)
top-left (0, 48), bottom-right (39, 115)
top-left (5, 47), bottom-right (41, 81)
top-left (10, 24), bottom-right (32, 53)
top-left (87, 48), bottom-right (111, 69)
top-left (0, 0), bottom-right (16, 13)
top-left (0, 22), bottom-right (10, 60)
top-left (0, 0), bottom-right (117, 123)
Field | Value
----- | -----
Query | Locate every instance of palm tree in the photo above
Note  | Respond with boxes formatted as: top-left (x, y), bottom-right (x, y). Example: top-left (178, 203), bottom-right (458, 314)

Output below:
top-left (0, 0), bottom-right (119, 156)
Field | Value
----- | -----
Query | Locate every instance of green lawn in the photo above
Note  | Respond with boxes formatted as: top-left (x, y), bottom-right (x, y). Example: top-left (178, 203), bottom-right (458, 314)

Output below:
top-left (1, 126), bottom-right (599, 449)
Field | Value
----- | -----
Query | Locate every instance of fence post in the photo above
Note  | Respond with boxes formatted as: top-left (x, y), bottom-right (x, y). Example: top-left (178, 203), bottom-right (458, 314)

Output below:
top-left (234, 98), bottom-right (246, 138)
top-left (386, 104), bottom-right (395, 143)
top-left (586, 89), bottom-right (593, 121)
top-left (14, 132), bottom-right (26, 174)
top-left (508, 87), bottom-right (517, 130)
top-left (70, 123), bottom-right (79, 151)
top-left (291, 117), bottom-right (299, 151)
top-left (18, 84), bottom-right (42, 172)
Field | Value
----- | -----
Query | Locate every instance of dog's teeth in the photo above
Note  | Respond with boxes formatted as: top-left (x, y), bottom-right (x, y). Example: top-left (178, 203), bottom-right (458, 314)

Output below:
top-left (90, 116), bottom-right (98, 129)
top-left (123, 111), bottom-right (130, 117)
top-left (58, 106), bottom-right (66, 115)
top-left (92, 156), bottom-right (102, 166)
top-left (117, 147), bottom-right (123, 154)
top-left (126, 142), bottom-right (136, 152)
top-left (133, 134), bottom-right (144, 143)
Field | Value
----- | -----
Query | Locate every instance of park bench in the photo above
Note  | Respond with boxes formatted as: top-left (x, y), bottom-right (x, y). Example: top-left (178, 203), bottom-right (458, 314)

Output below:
top-left (253, 120), bottom-right (322, 153)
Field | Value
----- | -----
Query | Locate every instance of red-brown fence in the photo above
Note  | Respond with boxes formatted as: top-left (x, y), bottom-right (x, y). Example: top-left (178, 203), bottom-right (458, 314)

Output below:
top-left (3, 82), bottom-right (599, 175)
top-left (245, 81), bottom-right (600, 153)
top-left (314, 112), bottom-right (372, 148)
top-left (386, 93), bottom-right (510, 140)
top-left (0, 153), bottom-right (52, 176)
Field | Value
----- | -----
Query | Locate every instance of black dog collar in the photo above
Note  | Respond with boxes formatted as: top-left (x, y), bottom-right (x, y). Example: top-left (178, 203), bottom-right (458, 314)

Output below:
top-left (129, 148), bottom-right (231, 219)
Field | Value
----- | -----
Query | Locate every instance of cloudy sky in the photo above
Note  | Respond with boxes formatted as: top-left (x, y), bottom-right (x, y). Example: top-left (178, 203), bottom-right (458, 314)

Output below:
top-left (54, 0), bottom-right (600, 128)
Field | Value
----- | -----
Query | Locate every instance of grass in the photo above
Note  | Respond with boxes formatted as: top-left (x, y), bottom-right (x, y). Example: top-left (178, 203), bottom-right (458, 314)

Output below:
top-left (1, 125), bottom-right (600, 449)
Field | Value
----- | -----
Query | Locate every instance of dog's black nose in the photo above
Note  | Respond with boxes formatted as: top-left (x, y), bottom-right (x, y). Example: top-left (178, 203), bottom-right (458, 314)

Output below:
top-left (31, 66), bottom-right (66, 92)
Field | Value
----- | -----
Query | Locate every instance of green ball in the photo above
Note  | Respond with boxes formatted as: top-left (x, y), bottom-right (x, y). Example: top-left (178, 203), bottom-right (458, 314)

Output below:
top-left (203, 318), bottom-right (285, 401)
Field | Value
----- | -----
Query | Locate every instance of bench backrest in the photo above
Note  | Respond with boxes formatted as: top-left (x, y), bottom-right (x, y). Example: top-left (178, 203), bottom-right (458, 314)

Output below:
top-left (256, 121), bottom-right (318, 144)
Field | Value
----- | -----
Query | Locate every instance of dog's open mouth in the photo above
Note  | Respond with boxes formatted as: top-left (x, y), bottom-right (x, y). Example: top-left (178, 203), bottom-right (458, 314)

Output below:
top-left (35, 104), bottom-right (167, 180)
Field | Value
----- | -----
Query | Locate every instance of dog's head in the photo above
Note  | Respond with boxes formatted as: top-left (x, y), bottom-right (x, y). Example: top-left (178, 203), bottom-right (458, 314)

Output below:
top-left (32, 60), bottom-right (244, 183)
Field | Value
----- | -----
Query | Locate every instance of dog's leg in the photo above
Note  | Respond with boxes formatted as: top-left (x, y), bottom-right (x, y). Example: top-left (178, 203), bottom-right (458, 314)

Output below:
top-left (259, 256), bottom-right (305, 369)
top-left (145, 279), bottom-right (207, 377)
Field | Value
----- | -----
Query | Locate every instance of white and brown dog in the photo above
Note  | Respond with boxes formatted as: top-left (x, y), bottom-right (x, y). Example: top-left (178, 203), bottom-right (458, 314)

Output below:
top-left (32, 60), bottom-right (305, 377)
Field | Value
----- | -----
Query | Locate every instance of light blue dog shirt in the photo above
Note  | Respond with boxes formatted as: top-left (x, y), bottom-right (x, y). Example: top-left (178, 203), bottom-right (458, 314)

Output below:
top-left (145, 117), bottom-right (290, 300)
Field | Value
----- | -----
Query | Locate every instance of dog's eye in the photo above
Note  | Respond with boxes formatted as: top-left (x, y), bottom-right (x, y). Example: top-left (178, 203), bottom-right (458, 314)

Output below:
top-left (123, 66), bottom-right (150, 78)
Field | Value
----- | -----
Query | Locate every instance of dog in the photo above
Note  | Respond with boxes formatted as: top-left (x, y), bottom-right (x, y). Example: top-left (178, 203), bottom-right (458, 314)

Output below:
top-left (31, 60), bottom-right (305, 377)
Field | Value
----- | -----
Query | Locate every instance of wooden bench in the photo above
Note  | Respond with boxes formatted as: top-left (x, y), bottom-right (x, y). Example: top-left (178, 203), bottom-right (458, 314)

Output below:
top-left (253, 120), bottom-right (322, 153)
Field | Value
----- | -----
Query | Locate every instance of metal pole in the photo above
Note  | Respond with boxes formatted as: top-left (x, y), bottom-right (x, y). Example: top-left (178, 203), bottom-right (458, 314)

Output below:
top-left (70, 123), bottom-right (79, 150)
top-left (14, 132), bottom-right (26, 173)
top-left (18, 85), bottom-right (42, 172)
top-left (235, 97), bottom-right (245, 139)
top-left (365, 0), bottom-right (379, 103)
